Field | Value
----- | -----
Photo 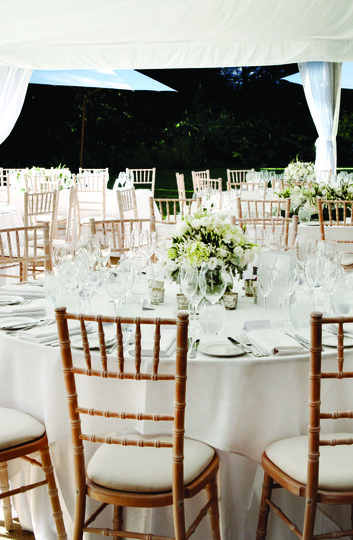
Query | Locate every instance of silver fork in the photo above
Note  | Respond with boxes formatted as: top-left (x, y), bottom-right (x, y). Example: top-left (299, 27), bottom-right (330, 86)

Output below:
top-left (238, 332), bottom-right (267, 357)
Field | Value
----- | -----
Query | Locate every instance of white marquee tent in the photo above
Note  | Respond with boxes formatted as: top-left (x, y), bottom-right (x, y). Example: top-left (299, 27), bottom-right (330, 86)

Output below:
top-left (2, 0), bottom-right (353, 174)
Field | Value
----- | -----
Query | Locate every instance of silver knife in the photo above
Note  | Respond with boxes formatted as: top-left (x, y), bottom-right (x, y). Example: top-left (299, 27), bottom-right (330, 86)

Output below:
top-left (227, 336), bottom-right (251, 355)
top-left (189, 338), bottom-right (200, 358)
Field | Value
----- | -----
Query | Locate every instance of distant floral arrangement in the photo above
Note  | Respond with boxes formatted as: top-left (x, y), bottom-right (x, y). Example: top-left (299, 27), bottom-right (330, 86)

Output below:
top-left (283, 159), bottom-right (316, 186)
top-left (10, 165), bottom-right (73, 191)
top-left (165, 210), bottom-right (259, 283)
top-left (277, 163), bottom-right (353, 215)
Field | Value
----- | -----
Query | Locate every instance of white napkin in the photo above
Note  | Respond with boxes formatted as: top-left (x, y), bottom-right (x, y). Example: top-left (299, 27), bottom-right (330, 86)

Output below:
top-left (127, 327), bottom-right (176, 358)
top-left (17, 320), bottom-right (93, 344)
top-left (0, 299), bottom-right (46, 318)
top-left (247, 328), bottom-right (306, 356)
top-left (0, 284), bottom-right (44, 299)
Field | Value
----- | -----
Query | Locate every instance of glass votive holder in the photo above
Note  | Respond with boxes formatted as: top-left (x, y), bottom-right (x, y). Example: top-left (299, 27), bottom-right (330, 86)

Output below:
top-left (176, 293), bottom-right (189, 310)
top-left (223, 292), bottom-right (238, 310)
top-left (244, 279), bottom-right (256, 297)
top-left (150, 281), bottom-right (165, 305)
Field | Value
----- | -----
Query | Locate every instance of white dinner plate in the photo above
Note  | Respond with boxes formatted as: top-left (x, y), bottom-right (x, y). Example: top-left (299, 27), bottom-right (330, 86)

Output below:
top-left (70, 334), bottom-right (116, 350)
top-left (0, 295), bottom-right (24, 306)
top-left (0, 316), bottom-right (39, 330)
top-left (322, 331), bottom-right (353, 348)
top-left (198, 338), bottom-right (246, 357)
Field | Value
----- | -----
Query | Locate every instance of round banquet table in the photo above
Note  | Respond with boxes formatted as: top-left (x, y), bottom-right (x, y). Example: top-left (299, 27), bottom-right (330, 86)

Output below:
top-left (0, 278), bottom-right (350, 539)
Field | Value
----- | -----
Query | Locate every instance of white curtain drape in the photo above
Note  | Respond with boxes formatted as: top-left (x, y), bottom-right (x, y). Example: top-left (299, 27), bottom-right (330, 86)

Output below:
top-left (299, 61), bottom-right (342, 181)
top-left (0, 66), bottom-right (32, 145)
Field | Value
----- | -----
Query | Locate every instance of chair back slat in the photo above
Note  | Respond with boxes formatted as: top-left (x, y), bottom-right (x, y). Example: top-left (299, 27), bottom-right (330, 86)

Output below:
top-left (317, 198), bottom-right (353, 242)
top-left (227, 169), bottom-right (254, 183)
top-left (116, 186), bottom-right (138, 219)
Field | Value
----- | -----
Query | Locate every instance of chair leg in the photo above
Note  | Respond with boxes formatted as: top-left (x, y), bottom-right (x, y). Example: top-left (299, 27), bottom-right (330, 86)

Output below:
top-left (113, 505), bottom-right (123, 531)
top-left (351, 504), bottom-right (353, 540)
top-left (0, 461), bottom-right (13, 531)
top-left (39, 445), bottom-right (67, 540)
top-left (256, 472), bottom-right (274, 540)
top-left (205, 478), bottom-right (221, 540)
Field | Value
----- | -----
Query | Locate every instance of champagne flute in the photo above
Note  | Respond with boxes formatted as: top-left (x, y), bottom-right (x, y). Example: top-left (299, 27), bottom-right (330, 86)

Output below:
top-left (180, 267), bottom-right (203, 337)
top-left (257, 262), bottom-right (276, 311)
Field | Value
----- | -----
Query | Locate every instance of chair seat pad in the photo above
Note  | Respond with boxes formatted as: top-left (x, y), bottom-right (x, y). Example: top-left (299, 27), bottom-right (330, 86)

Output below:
top-left (266, 432), bottom-right (353, 491)
top-left (0, 408), bottom-right (45, 450)
top-left (87, 434), bottom-right (215, 493)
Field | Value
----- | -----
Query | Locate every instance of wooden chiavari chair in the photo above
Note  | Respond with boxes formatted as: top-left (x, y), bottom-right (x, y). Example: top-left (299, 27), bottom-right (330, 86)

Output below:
top-left (231, 214), bottom-right (298, 251)
top-left (317, 198), bottom-right (353, 243)
top-left (23, 189), bottom-right (59, 242)
top-left (73, 171), bottom-right (114, 235)
top-left (89, 215), bottom-right (156, 262)
top-left (176, 172), bottom-right (186, 200)
top-left (0, 407), bottom-right (66, 538)
top-left (116, 186), bottom-right (138, 219)
top-left (191, 169), bottom-right (210, 191)
top-left (55, 307), bottom-right (220, 540)
top-left (257, 311), bottom-right (353, 540)
top-left (125, 167), bottom-right (156, 196)
top-left (226, 169), bottom-right (254, 183)
top-left (237, 197), bottom-right (291, 219)
top-left (0, 222), bottom-right (52, 281)
top-left (152, 197), bottom-right (201, 225)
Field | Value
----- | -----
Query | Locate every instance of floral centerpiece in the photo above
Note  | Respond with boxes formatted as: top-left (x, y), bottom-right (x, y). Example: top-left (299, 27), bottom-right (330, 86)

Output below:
top-left (165, 210), bottom-right (259, 288)
top-left (283, 159), bottom-right (316, 186)
top-left (10, 165), bottom-right (74, 191)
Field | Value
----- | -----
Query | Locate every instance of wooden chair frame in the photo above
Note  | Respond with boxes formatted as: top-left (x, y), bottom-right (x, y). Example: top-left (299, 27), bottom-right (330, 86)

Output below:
top-left (226, 169), bottom-right (254, 183)
top-left (0, 417), bottom-right (67, 538)
top-left (191, 170), bottom-right (210, 191)
top-left (152, 197), bottom-right (201, 224)
top-left (55, 308), bottom-right (220, 540)
top-left (23, 189), bottom-right (59, 241)
top-left (317, 197), bottom-right (353, 243)
top-left (116, 186), bottom-right (138, 219)
top-left (125, 168), bottom-right (156, 196)
top-left (176, 172), bottom-right (186, 200)
top-left (236, 197), bottom-right (291, 220)
top-left (257, 311), bottom-right (353, 540)
top-left (73, 172), bottom-right (110, 235)
top-left (89, 215), bottom-right (156, 260)
top-left (0, 222), bottom-right (52, 281)
top-left (231, 214), bottom-right (298, 250)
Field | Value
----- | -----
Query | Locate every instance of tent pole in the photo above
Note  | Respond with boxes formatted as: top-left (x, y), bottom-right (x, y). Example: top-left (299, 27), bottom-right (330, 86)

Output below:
top-left (80, 94), bottom-right (86, 169)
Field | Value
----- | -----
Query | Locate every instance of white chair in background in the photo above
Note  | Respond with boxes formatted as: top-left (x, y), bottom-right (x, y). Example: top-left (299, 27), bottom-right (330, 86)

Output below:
top-left (125, 167), bottom-right (156, 196)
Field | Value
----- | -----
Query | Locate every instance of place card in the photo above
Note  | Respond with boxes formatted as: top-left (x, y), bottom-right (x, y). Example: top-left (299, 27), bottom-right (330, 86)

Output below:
top-left (243, 319), bottom-right (271, 332)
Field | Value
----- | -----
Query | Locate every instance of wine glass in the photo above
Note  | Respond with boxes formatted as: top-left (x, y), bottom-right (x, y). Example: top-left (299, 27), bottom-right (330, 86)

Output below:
top-left (180, 267), bottom-right (203, 337)
top-left (199, 264), bottom-right (228, 305)
top-left (104, 261), bottom-right (134, 314)
top-left (95, 233), bottom-right (111, 268)
top-left (257, 261), bottom-right (276, 311)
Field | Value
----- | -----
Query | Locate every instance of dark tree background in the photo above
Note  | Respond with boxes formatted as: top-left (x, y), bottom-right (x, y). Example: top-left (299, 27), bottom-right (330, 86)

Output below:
top-left (1, 64), bottom-right (352, 184)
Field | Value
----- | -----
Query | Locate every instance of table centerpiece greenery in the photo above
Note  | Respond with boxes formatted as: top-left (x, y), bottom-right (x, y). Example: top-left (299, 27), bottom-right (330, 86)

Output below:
top-left (165, 209), bottom-right (259, 289)
top-left (11, 165), bottom-right (73, 191)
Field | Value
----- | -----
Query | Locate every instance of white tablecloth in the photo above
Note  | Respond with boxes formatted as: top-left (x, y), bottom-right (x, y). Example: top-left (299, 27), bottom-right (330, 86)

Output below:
top-left (0, 280), bottom-right (350, 539)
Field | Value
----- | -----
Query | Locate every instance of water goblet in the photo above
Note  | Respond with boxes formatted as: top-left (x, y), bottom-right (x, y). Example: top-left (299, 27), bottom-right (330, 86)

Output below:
top-left (104, 261), bottom-right (134, 314)
top-left (199, 264), bottom-right (228, 305)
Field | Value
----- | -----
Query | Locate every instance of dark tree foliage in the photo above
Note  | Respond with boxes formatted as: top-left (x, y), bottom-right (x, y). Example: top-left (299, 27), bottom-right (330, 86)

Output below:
top-left (0, 65), bottom-right (352, 180)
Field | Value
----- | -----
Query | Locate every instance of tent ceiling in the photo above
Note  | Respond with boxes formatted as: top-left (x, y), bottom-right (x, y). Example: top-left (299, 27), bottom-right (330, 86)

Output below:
top-left (2, 0), bottom-right (353, 70)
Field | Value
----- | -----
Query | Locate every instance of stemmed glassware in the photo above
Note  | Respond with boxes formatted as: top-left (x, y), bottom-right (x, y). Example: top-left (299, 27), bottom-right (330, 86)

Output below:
top-left (257, 261), bottom-right (276, 311)
top-left (104, 260), bottom-right (134, 314)
top-left (199, 264), bottom-right (228, 304)
top-left (180, 267), bottom-right (203, 337)
top-left (94, 233), bottom-right (111, 268)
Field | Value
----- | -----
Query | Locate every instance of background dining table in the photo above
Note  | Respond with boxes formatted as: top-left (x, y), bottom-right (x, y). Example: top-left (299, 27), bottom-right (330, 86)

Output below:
top-left (0, 276), bottom-right (350, 540)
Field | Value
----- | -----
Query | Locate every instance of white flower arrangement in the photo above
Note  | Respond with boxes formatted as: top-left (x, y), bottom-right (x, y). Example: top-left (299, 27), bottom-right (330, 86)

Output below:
top-left (283, 159), bottom-right (316, 185)
top-left (165, 209), bottom-right (259, 284)
top-left (10, 165), bottom-right (73, 191)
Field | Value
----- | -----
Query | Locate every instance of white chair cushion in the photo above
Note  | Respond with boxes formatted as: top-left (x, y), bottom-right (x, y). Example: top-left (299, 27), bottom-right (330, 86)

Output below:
top-left (0, 407), bottom-right (45, 450)
top-left (266, 432), bottom-right (353, 491)
top-left (87, 434), bottom-right (215, 493)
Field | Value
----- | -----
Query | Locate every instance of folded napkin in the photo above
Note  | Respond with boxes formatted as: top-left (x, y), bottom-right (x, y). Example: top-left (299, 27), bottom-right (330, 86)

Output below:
top-left (247, 328), bottom-right (306, 356)
top-left (127, 327), bottom-right (176, 358)
top-left (0, 284), bottom-right (44, 299)
top-left (17, 320), bottom-right (93, 344)
top-left (0, 299), bottom-right (46, 318)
